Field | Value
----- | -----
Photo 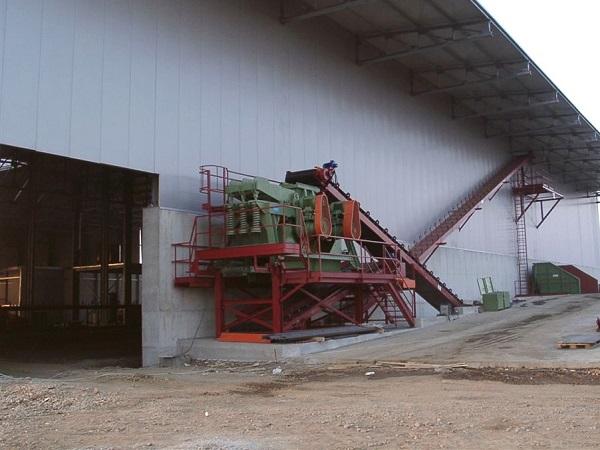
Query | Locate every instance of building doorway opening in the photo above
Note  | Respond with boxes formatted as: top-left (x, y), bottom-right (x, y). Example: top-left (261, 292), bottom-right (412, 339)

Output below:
top-left (0, 145), bottom-right (156, 367)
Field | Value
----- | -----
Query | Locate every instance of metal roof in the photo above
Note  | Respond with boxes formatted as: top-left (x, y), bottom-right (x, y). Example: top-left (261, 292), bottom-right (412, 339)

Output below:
top-left (281, 0), bottom-right (600, 194)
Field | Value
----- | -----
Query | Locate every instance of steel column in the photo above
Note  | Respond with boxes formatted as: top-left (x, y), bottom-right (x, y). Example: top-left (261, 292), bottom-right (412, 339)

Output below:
top-left (214, 272), bottom-right (224, 337)
top-left (72, 174), bottom-right (82, 321)
top-left (354, 287), bottom-right (363, 324)
top-left (24, 157), bottom-right (36, 307)
top-left (100, 169), bottom-right (109, 306)
top-left (271, 267), bottom-right (282, 333)
top-left (123, 176), bottom-right (133, 306)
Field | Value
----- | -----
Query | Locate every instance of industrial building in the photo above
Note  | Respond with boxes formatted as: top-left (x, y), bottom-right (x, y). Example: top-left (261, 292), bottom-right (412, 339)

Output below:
top-left (0, 0), bottom-right (599, 367)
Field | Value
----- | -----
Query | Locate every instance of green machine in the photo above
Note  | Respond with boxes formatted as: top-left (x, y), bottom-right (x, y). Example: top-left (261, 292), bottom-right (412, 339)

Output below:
top-left (478, 277), bottom-right (511, 312)
top-left (219, 175), bottom-right (363, 276)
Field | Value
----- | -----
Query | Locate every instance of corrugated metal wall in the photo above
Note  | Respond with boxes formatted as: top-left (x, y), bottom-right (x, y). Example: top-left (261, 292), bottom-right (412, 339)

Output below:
top-left (0, 0), bottom-right (599, 299)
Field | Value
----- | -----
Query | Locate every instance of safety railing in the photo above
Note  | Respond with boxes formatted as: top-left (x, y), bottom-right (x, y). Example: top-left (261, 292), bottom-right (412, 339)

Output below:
top-left (516, 171), bottom-right (561, 196)
top-left (176, 164), bottom-right (414, 287)
top-left (173, 202), bottom-right (312, 279)
top-left (200, 165), bottom-right (228, 200)
top-left (311, 235), bottom-right (405, 278)
top-left (174, 214), bottom-right (410, 281)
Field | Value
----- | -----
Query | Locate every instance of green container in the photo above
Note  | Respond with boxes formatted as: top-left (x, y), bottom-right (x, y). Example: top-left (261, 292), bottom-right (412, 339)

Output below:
top-left (482, 292), bottom-right (509, 311)
top-left (502, 291), bottom-right (511, 309)
top-left (533, 263), bottom-right (581, 295)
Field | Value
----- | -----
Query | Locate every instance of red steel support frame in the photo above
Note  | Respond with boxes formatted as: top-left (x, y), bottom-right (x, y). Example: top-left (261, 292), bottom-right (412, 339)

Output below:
top-left (213, 275), bottom-right (416, 336)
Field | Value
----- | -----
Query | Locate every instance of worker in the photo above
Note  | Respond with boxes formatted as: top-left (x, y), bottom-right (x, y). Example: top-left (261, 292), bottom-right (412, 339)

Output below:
top-left (319, 160), bottom-right (338, 184)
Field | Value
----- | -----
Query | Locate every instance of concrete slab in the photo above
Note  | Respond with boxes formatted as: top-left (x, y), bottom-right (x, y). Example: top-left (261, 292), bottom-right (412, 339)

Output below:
top-left (306, 294), bottom-right (600, 368)
top-left (177, 328), bottom-right (411, 362)
top-left (173, 308), bottom-right (481, 363)
top-left (559, 334), bottom-right (600, 345)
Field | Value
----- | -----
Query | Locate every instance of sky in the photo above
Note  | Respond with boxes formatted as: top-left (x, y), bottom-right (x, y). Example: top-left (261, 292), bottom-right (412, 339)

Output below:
top-left (478, 0), bottom-right (600, 130)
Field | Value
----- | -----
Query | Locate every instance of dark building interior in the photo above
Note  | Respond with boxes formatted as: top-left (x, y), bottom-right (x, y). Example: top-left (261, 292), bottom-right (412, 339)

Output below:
top-left (0, 146), bottom-right (156, 366)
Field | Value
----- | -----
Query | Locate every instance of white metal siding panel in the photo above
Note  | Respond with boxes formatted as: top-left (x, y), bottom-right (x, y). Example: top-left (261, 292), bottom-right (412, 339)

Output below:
top-left (198, 1), bottom-right (221, 170)
top-left (427, 246), bottom-right (518, 302)
top-left (70, 0), bottom-right (104, 161)
top-left (527, 197), bottom-right (600, 268)
top-left (129, 0), bottom-right (158, 173)
top-left (101, 0), bottom-right (131, 167)
top-left (239, 3), bottom-right (260, 176)
top-left (153, 0), bottom-right (180, 208)
top-left (177, 0), bottom-right (203, 209)
top-left (0, 0), bottom-right (43, 148)
top-left (37, 0), bottom-right (76, 154)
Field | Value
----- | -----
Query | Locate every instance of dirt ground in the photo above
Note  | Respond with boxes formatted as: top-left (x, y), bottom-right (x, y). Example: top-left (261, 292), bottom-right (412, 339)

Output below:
top-left (1, 362), bottom-right (600, 449)
top-left (1, 294), bottom-right (600, 449)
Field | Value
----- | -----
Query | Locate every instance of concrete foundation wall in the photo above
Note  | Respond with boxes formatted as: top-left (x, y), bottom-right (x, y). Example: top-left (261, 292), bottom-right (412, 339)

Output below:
top-left (142, 207), bottom-right (214, 366)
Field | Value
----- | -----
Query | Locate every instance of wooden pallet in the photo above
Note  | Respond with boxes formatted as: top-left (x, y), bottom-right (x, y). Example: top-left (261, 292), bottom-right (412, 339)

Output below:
top-left (557, 342), bottom-right (597, 350)
top-left (557, 334), bottom-right (600, 350)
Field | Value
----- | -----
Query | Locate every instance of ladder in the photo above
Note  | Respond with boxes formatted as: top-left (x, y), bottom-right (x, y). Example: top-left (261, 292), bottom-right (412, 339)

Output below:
top-left (513, 169), bottom-right (529, 296)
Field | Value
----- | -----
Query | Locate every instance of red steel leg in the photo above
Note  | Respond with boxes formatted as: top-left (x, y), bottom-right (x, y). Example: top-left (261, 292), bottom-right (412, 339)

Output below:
top-left (214, 272), bottom-right (224, 337)
top-left (271, 268), bottom-right (282, 333)
top-left (354, 287), bottom-right (363, 324)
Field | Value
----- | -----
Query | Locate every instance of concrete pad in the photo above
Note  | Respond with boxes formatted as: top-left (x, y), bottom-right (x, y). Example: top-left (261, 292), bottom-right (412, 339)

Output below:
top-left (559, 334), bottom-right (600, 345)
top-left (307, 294), bottom-right (600, 368)
top-left (177, 328), bottom-right (411, 362)
top-left (175, 310), bottom-right (480, 362)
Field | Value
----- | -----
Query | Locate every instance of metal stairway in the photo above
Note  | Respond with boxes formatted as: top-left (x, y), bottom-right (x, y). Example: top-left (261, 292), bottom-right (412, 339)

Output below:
top-left (410, 155), bottom-right (530, 263)
top-left (370, 283), bottom-right (414, 326)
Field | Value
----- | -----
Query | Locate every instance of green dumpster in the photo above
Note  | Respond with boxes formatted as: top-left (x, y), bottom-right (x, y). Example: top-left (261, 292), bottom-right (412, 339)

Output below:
top-left (532, 263), bottom-right (581, 295)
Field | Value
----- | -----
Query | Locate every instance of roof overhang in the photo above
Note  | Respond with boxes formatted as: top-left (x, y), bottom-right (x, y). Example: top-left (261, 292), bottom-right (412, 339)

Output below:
top-left (280, 0), bottom-right (600, 194)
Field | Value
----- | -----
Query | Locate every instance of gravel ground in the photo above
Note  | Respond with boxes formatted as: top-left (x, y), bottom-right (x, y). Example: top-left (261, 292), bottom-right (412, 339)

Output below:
top-left (1, 361), bottom-right (600, 449)
top-left (1, 380), bottom-right (122, 421)
top-left (1, 294), bottom-right (600, 449)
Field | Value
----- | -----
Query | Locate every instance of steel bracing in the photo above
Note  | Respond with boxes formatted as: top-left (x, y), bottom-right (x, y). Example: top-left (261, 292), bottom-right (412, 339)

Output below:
top-left (511, 166), bottom-right (564, 295)
top-left (357, 21), bottom-right (494, 66)
top-left (512, 168), bottom-right (564, 229)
